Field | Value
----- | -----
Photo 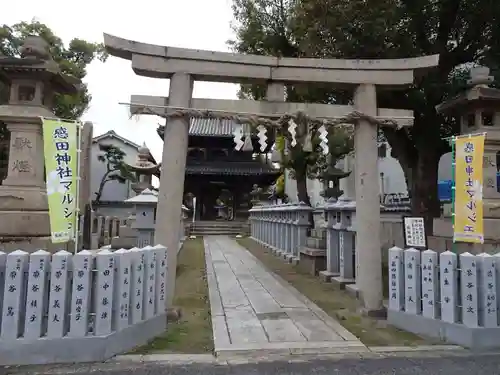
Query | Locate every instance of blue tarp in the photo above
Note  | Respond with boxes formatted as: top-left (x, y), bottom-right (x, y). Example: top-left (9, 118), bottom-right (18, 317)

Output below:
top-left (438, 180), bottom-right (453, 202)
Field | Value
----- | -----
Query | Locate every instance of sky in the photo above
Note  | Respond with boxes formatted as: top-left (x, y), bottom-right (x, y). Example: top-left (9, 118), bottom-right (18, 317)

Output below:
top-left (3, 0), bottom-right (240, 161)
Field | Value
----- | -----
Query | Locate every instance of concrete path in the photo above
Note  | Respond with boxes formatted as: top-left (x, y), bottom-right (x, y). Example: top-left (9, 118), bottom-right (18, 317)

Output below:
top-left (203, 236), bottom-right (365, 357)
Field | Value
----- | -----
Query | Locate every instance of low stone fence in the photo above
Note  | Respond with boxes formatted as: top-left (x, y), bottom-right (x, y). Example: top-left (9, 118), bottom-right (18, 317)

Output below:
top-left (91, 213), bottom-right (122, 248)
top-left (248, 203), bottom-right (313, 262)
top-left (0, 245), bottom-right (168, 365)
top-left (387, 246), bottom-right (500, 349)
top-left (248, 200), bottom-right (410, 299)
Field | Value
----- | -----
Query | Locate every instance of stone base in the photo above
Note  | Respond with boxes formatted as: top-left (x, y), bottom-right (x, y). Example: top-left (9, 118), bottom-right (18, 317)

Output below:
top-left (284, 253), bottom-right (299, 264)
top-left (272, 248), bottom-right (283, 256)
top-left (0, 237), bottom-right (77, 253)
top-left (319, 270), bottom-right (339, 282)
top-left (361, 306), bottom-right (387, 319)
top-left (331, 276), bottom-right (355, 290)
top-left (388, 309), bottom-right (500, 349)
top-left (345, 283), bottom-right (361, 299)
top-left (434, 216), bottom-right (500, 242)
top-left (0, 210), bottom-right (50, 237)
top-left (298, 247), bottom-right (326, 276)
top-left (120, 227), bottom-right (137, 238)
top-left (0, 313), bottom-right (167, 366)
top-left (0, 185), bottom-right (47, 211)
top-left (111, 236), bottom-right (136, 250)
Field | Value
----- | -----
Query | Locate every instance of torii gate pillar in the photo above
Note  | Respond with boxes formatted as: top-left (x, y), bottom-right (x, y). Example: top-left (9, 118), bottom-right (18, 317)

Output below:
top-left (354, 84), bottom-right (383, 313)
top-left (156, 73), bottom-right (192, 306)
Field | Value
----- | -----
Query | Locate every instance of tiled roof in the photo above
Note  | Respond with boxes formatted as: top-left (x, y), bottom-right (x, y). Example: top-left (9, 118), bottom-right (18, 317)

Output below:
top-left (157, 118), bottom-right (244, 138)
top-left (189, 118), bottom-right (236, 137)
top-left (185, 161), bottom-right (279, 176)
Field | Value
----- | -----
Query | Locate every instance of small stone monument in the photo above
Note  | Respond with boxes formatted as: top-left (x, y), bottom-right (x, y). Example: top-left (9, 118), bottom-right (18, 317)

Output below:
top-left (0, 36), bottom-right (79, 241)
top-left (434, 66), bottom-right (500, 246)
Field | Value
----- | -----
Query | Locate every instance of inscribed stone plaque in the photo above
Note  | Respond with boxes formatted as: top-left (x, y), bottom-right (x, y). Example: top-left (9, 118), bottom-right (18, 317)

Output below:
top-left (95, 250), bottom-right (115, 336)
top-left (143, 247), bottom-right (157, 319)
top-left (131, 247), bottom-right (145, 323)
top-left (440, 251), bottom-right (458, 323)
top-left (47, 250), bottom-right (72, 338)
top-left (477, 253), bottom-right (498, 327)
top-left (24, 250), bottom-right (51, 339)
top-left (113, 249), bottom-right (132, 331)
top-left (154, 245), bottom-right (167, 314)
top-left (0, 251), bottom-right (6, 323)
top-left (69, 250), bottom-right (93, 337)
top-left (460, 253), bottom-right (479, 327)
top-left (404, 248), bottom-right (421, 315)
top-left (421, 250), bottom-right (438, 319)
top-left (1, 250), bottom-right (29, 339)
top-left (388, 246), bottom-right (404, 311)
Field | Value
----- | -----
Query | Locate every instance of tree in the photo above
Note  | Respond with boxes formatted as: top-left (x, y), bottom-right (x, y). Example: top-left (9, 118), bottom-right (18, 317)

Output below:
top-left (94, 144), bottom-right (136, 203)
top-left (229, 0), bottom-right (352, 205)
top-left (274, 114), bottom-right (353, 205)
top-left (229, 0), bottom-right (500, 232)
top-left (0, 19), bottom-right (107, 119)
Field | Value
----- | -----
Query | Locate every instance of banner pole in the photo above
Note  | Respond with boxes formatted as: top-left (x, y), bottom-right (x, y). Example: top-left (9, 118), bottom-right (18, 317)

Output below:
top-left (74, 122), bottom-right (83, 254)
top-left (450, 137), bottom-right (456, 252)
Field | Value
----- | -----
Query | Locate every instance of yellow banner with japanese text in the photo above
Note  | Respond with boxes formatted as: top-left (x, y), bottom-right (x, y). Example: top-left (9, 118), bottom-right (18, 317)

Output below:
top-left (42, 119), bottom-right (79, 243)
top-left (453, 134), bottom-right (485, 244)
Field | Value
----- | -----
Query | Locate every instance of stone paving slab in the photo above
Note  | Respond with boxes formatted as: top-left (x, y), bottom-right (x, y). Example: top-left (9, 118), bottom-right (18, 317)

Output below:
top-left (203, 236), bottom-right (365, 357)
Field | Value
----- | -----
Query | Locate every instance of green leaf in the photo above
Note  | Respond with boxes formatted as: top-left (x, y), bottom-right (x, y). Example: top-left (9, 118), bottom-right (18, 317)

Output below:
top-left (0, 19), bottom-right (105, 120)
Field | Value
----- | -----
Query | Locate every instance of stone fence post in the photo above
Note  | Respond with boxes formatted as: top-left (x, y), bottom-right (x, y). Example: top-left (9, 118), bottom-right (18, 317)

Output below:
top-left (331, 200), bottom-right (357, 288)
top-left (249, 203), bottom-right (313, 263)
top-left (319, 199), bottom-right (341, 281)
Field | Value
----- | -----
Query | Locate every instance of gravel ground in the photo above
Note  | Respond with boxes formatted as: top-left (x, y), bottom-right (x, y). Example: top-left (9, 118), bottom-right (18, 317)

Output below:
top-left (6, 352), bottom-right (500, 375)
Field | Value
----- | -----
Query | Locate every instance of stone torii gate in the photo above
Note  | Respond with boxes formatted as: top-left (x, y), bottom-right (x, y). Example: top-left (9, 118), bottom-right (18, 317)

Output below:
top-left (103, 33), bottom-right (439, 314)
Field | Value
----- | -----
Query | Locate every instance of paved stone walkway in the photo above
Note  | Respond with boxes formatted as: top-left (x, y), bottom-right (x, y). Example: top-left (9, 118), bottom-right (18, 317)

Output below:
top-left (203, 236), bottom-right (366, 357)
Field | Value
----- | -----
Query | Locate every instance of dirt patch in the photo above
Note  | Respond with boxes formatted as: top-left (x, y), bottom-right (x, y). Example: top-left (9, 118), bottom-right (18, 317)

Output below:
top-left (237, 237), bottom-right (438, 347)
top-left (131, 238), bottom-right (213, 354)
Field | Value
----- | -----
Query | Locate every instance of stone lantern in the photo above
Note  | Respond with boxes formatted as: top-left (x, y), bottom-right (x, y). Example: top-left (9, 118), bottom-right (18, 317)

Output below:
top-left (0, 36), bottom-right (79, 239)
top-left (434, 66), bottom-right (500, 245)
top-left (125, 188), bottom-right (158, 247)
top-left (126, 142), bottom-right (160, 194)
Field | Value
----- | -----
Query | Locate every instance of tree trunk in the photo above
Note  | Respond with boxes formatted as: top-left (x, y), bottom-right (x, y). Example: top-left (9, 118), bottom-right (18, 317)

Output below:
top-left (410, 148), bottom-right (441, 234)
top-left (294, 167), bottom-right (313, 232)
top-left (295, 169), bottom-right (310, 206)
top-left (95, 173), bottom-right (111, 203)
top-left (82, 203), bottom-right (92, 250)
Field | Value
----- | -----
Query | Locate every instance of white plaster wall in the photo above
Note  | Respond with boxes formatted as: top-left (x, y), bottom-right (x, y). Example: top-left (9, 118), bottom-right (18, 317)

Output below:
top-left (284, 142), bottom-right (409, 205)
top-left (438, 152), bottom-right (453, 181)
top-left (90, 139), bottom-right (139, 202)
top-left (378, 148), bottom-right (408, 195)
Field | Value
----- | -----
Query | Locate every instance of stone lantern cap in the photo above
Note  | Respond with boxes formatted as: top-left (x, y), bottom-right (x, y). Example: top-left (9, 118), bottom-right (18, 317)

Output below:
top-left (127, 142), bottom-right (160, 174)
top-left (0, 36), bottom-right (79, 94)
top-left (125, 188), bottom-right (158, 204)
top-left (436, 66), bottom-right (500, 114)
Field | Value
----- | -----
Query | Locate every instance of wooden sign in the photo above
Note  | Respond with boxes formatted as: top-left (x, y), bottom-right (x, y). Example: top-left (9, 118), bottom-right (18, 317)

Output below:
top-left (402, 216), bottom-right (427, 249)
